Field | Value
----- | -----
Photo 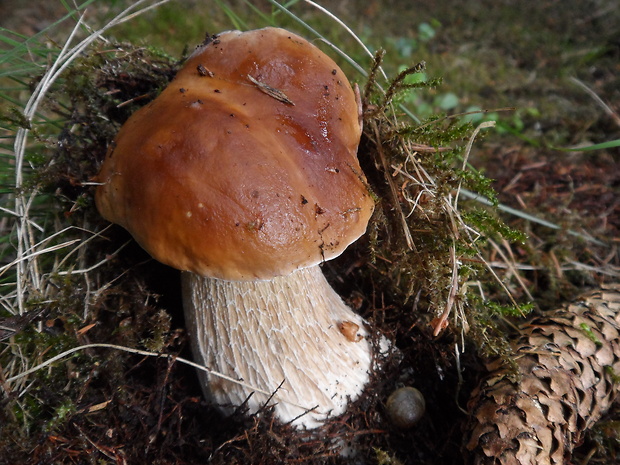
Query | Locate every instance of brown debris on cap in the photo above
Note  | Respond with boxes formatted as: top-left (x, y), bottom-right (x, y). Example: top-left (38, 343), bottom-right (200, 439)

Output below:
top-left (96, 27), bottom-right (373, 280)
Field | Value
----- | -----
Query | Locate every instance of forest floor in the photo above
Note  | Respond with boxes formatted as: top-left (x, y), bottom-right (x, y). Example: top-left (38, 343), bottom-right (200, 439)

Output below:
top-left (0, 1), bottom-right (619, 464)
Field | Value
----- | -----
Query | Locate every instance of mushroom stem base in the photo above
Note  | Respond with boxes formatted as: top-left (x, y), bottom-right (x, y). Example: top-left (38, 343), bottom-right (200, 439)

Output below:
top-left (182, 265), bottom-right (374, 429)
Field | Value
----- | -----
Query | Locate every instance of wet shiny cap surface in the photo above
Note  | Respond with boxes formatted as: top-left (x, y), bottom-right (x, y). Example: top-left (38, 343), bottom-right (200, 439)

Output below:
top-left (96, 27), bottom-right (374, 280)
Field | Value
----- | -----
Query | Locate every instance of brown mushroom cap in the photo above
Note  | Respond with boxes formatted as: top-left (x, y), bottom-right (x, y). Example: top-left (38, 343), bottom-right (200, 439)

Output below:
top-left (96, 27), bottom-right (374, 280)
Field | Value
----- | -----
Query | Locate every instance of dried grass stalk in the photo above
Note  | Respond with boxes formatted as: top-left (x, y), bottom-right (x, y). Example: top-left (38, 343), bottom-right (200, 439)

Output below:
top-left (466, 283), bottom-right (620, 464)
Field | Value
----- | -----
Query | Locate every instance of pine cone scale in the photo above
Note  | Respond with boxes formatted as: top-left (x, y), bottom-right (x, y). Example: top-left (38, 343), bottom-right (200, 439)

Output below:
top-left (466, 284), bottom-right (620, 465)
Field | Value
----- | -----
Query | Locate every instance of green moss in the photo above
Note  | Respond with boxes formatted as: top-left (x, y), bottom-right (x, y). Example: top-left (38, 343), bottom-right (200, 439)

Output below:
top-left (45, 399), bottom-right (78, 432)
top-left (374, 448), bottom-right (405, 465)
top-left (580, 322), bottom-right (603, 347)
top-left (463, 209), bottom-right (527, 244)
top-left (142, 309), bottom-right (172, 353)
top-left (358, 49), bottom-right (533, 363)
top-left (486, 301), bottom-right (534, 318)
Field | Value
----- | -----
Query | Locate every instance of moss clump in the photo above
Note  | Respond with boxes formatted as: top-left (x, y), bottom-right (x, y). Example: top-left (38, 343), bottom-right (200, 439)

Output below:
top-left (357, 51), bottom-right (529, 348)
top-left (43, 44), bottom-right (180, 194)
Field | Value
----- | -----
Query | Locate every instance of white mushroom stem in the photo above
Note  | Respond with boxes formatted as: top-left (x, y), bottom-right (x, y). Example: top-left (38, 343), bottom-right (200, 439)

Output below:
top-left (181, 265), bottom-right (375, 429)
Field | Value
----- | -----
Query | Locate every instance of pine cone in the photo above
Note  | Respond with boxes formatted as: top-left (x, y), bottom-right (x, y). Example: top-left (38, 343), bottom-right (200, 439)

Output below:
top-left (465, 284), bottom-right (620, 465)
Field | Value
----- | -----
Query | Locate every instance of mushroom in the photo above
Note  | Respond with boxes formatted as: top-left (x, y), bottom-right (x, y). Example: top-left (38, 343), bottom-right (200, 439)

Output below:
top-left (96, 27), bottom-right (378, 429)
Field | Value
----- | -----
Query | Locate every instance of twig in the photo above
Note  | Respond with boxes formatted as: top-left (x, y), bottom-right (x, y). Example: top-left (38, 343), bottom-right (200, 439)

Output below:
top-left (453, 120), bottom-right (496, 210)
top-left (247, 74), bottom-right (294, 105)
top-left (488, 238), bottom-right (534, 302)
top-left (432, 242), bottom-right (459, 336)
top-left (371, 120), bottom-right (415, 250)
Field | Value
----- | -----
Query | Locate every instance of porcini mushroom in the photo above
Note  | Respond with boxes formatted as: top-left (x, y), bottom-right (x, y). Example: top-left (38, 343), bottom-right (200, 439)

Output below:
top-left (96, 27), bottom-right (377, 429)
